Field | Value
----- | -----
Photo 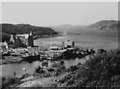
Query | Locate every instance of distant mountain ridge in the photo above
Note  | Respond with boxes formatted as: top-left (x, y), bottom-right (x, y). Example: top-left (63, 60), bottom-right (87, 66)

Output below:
top-left (1, 23), bottom-right (58, 42)
top-left (2, 20), bottom-right (119, 42)
top-left (88, 20), bottom-right (119, 30)
top-left (52, 20), bottom-right (119, 33)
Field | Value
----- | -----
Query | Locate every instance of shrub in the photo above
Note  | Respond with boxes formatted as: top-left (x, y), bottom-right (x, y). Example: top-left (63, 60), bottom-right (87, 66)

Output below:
top-left (56, 49), bottom-right (120, 87)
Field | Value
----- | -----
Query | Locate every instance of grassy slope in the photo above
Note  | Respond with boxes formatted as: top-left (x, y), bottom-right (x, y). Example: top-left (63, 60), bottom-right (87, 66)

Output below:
top-left (56, 49), bottom-right (120, 88)
top-left (1, 49), bottom-right (120, 88)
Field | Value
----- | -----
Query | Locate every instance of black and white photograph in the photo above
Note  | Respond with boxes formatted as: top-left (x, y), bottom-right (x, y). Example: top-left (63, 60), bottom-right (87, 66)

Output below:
top-left (0, 0), bottom-right (120, 88)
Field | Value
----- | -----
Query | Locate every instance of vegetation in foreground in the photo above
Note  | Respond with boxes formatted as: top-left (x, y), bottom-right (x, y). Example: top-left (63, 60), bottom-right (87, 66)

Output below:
top-left (54, 49), bottom-right (120, 88)
top-left (1, 49), bottom-right (120, 88)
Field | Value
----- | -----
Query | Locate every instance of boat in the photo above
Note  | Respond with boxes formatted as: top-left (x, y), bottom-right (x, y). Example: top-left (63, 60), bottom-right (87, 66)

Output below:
top-left (22, 55), bottom-right (40, 62)
top-left (2, 51), bottom-right (10, 56)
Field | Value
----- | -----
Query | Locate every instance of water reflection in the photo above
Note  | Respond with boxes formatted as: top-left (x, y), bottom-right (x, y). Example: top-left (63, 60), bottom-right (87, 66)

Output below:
top-left (1, 58), bottom-right (82, 77)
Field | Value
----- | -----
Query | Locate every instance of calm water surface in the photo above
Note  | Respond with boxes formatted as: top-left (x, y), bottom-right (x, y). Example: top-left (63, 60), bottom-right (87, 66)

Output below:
top-left (34, 33), bottom-right (118, 49)
top-left (1, 31), bottom-right (118, 77)
top-left (1, 58), bottom-right (83, 77)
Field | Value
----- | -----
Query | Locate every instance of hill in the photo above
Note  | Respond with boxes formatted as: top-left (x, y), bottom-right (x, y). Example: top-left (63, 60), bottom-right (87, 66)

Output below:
top-left (54, 49), bottom-right (120, 87)
top-left (1, 23), bottom-right (58, 42)
top-left (88, 20), bottom-right (119, 30)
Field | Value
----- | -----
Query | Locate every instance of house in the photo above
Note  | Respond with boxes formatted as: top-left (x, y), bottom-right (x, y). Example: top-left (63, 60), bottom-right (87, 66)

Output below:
top-left (0, 41), bottom-right (8, 52)
top-left (8, 35), bottom-right (26, 48)
top-left (8, 32), bottom-right (34, 48)
top-left (16, 32), bottom-right (34, 47)
top-left (63, 40), bottom-right (75, 48)
top-left (28, 32), bottom-right (34, 47)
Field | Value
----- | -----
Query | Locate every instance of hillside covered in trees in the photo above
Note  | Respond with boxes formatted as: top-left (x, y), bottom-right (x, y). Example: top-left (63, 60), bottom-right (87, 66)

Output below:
top-left (1, 23), bottom-right (58, 42)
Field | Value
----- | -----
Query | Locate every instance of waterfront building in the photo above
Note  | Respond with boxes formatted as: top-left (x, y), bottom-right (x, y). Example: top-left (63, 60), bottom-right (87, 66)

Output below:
top-left (16, 34), bottom-right (29, 47)
top-left (10, 35), bottom-right (15, 43)
top-left (7, 32), bottom-right (34, 48)
top-left (28, 32), bottom-right (34, 47)
top-left (8, 35), bottom-right (16, 48)
top-left (63, 40), bottom-right (75, 48)
top-left (0, 41), bottom-right (8, 52)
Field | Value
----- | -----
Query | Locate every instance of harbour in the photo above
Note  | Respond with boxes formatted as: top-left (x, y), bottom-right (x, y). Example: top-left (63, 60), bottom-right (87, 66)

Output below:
top-left (1, 2), bottom-right (119, 88)
top-left (0, 32), bottom-right (117, 77)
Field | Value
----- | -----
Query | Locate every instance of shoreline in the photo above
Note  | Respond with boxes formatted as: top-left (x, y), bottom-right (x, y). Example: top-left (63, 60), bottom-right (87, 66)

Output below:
top-left (0, 47), bottom-right (108, 66)
top-left (33, 33), bottom-right (63, 40)
top-left (1, 49), bottom-right (119, 87)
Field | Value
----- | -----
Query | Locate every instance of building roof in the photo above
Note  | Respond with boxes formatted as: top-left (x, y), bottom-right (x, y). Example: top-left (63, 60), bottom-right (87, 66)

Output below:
top-left (49, 46), bottom-right (58, 49)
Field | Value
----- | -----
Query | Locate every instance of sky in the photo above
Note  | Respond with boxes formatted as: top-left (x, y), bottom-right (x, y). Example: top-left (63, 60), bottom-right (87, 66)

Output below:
top-left (2, 2), bottom-right (118, 26)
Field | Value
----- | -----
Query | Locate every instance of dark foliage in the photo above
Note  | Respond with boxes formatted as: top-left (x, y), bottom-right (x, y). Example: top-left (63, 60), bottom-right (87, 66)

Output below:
top-left (1, 23), bottom-right (58, 42)
top-left (2, 76), bottom-right (22, 89)
top-left (2, 32), bottom-right (11, 42)
top-left (57, 49), bottom-right (120, 88)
